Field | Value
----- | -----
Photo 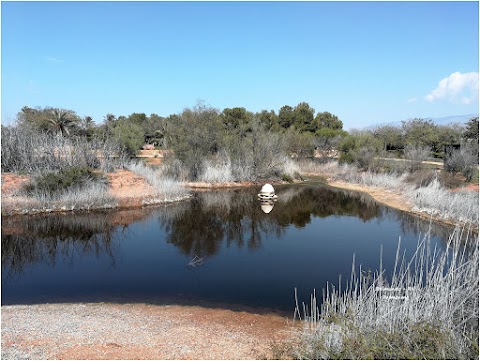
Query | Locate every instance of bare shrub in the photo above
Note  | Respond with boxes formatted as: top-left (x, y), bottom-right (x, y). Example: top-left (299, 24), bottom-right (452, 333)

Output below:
top-left (438, 171), bottom-right (465, 189)
top-left (160, 157), bottom-right (191, 182)
top-left (358, 171), bottom-right (406, 190)
top-left (1, 124), bottom-right (127, 174)
top-left (294, 158), bottom-right (328, 175)
top-left (404, 144), bottom-right (431, 171)
top-left (444, 141), bottom-right (479, 181)
top-left (198, 151), bottom-right (235, 183)
top-left (405, 169), bottom-right (436, 189)
top-left (295, 159), bottom-right (358, 181)
top-left (281, 157), bottom-right (300, 178)
top-left (351, 146), bottom-right (376, 169)
top-left (126, 161), bottom-right (189, 201)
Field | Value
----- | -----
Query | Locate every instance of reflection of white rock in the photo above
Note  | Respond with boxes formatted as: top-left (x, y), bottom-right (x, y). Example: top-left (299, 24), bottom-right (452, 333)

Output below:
top-left (258, 183), bottom-right (278, 200)
top-left (260, 200), bottom-right (275, 214)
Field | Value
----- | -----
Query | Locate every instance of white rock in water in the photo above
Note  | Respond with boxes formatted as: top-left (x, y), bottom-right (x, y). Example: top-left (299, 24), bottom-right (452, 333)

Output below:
top-left (259, 183), bottom-right (275, 195)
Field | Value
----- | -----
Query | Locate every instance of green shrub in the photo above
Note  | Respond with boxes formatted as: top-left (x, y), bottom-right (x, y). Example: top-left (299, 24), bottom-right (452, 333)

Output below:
top-left (338, 151), bottom-right (355, 164)
top-left (25, 167), bottom-right (103, 197)
top-left (437, 171), bottom-right (465, 189)
top-left (281, 173), bottom-right (294, 183)
top-left (271, 321), bottom-right (464, 360)
top-left (405, 169), bottom-right (436, 188)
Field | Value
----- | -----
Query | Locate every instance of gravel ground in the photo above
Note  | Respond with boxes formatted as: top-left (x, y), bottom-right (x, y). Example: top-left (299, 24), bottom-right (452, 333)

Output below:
top-left (1, 303), bottom-right (296, 360)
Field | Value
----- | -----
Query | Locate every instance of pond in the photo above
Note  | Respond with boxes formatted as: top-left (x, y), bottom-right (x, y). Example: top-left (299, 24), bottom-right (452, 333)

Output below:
top-left (1, 182), bottom-right (455, 314)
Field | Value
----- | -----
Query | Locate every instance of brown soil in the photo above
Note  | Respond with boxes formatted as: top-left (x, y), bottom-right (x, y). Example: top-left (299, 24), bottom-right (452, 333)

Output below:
top-left (449, 183), bottom-right (479, 192)
top-left (1, 303), bottom-right (297, 360)
top-left (1, 173), bottom-right (30, 195)
top-left (106, 170), bottom-right (160, 208)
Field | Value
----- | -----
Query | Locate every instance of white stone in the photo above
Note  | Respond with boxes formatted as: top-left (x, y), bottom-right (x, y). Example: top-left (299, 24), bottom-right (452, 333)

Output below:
top-left (259, 183), bottom-right (275, 195)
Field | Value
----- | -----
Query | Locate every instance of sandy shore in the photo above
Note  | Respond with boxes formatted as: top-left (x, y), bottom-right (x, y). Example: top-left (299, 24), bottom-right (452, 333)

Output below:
top-left (1, 303), bottom-right (296, 360)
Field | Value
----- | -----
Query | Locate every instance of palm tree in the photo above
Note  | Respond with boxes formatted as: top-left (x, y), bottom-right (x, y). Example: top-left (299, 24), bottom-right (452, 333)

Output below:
top-left (82, 116), bottom-right (94, 130)
top-left (104, 113), bottom-right (116, 124)
top-left (47, 108), bottom-right (79, 137)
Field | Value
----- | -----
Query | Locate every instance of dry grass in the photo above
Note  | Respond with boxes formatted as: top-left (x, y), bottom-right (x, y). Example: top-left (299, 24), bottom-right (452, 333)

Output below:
top-left (126, 161), bottom-right (189, 202)
top-left (2, 181), bottom-right (118, 215)
top-left (296, 159), bottom-right (479, 226)
top-left (282, 228), bottom-right (479, 359)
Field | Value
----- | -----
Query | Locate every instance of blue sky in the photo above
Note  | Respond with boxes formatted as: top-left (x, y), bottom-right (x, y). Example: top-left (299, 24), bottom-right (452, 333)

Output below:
top-left (2, 1), bottom-right (478, 129)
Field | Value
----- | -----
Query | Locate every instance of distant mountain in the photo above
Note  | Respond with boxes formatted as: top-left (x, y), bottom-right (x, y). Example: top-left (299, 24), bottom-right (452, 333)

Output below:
top-left (365, 114), bottom-right (478, 130)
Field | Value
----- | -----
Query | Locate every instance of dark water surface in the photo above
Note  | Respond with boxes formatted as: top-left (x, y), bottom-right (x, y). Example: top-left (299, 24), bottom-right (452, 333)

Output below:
top-left (2, 183), bottom-right (454, 314)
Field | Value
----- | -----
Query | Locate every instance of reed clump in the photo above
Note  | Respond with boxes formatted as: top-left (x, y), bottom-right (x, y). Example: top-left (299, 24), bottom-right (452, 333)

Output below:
top-left (280, 228), bottom-right (479, 359)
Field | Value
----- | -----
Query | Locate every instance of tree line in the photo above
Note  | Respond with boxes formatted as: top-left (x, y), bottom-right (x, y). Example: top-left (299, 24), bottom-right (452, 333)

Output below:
top-left (2, 102), bottom-right (478, 182)
top-left (5, 102), bottom-right (346, 181)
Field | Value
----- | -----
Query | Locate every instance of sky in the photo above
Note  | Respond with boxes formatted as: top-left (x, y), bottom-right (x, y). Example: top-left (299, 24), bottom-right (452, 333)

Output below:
top-left (1, 1), bottom-right (479, 130)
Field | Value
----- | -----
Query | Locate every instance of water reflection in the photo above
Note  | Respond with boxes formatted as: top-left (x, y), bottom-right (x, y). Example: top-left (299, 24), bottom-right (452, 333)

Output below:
top-left (1, 208), bottom-right (163, 281)
top-left (1, 184), bottom-right (459, 293)
top-left (2, 212), bottom-right (118, 281)
top-left (158, 186), bottom-right (385, 258)
top-left (259, 199), bottom-right (276, 214)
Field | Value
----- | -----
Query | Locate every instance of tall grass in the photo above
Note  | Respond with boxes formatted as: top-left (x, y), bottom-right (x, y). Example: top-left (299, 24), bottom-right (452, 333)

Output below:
top-left (199, 155), bottom-right (235, 183)
top-left (409, 179), bottom-right (479, 225)
top-left (284, 228), bottom-right (479, 359)
top-left (1, 125), bottom-right (127, 174)
top-left (296, 159), bottom-right (479, 226)
top-left (126, 161), bottom-right (189, 202)
top-left (2, 180), bottom-right (118, 215)
top-left (197, 154), bottom-right (300, 183)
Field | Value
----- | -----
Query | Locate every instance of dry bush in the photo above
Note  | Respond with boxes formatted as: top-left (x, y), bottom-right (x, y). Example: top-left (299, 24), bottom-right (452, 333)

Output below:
top-left (1, 124), bottom-right (127, 174)
top-left (444, 142), bottom-right (478, 182)
top-left (126, 161), bottom-right (189, 201)
top-left (405, 169), bottom-right (436, 189)
top-left (408, 179), bottom-right (479, 225)
top-left (198, 151), bottom-right (235, 183)
top-left (404, 144), bottom-right (431, 171)
top-left (438, 171), bottom-right (467, 189)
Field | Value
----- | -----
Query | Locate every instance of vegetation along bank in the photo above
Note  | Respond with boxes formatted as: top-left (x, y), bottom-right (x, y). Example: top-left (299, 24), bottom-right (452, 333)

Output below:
top-left (1, 102), bottom-right (478, 359)
top-left (2, 103), bottom-right (478, 227)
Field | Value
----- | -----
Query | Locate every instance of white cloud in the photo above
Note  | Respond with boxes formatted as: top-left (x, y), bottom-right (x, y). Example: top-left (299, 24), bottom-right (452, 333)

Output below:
top-left (425, 72), bottom-right (479, 104)
top-left (43, 56), bottom-right (63, 64)
top-left (407, 97), bottom-right (418, 103)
